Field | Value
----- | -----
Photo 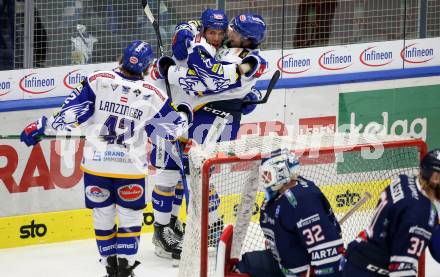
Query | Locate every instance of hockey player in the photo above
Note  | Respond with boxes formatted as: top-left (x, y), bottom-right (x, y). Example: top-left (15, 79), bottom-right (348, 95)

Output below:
top-left (341, 149), bottom-right (440, 276)
top-left (20, 40), bottom-right (189, 277)
top-left (147, 9), bottom-right (269, 259)
top-left (234, 150), bottom-right (344, 277)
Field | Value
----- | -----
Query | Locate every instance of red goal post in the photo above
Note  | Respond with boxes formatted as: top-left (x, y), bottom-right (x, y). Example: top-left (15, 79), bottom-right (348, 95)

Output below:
top-left (178, 135), bottom-right (427, 277)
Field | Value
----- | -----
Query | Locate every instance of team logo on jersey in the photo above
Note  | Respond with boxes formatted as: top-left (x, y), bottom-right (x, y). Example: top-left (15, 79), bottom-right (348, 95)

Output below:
top-left (111, 84), bottom-right (119, 91)
top-left (118, 184), bottom-right (144, 202)
top-left (133, 89), bottom-right (141, 97)
top-left (86, 186), bottom-right (111, 203)
top-left (142, 93), bottom-right (151, 100)
top-left (122, 86), bottom-right (130, 94)
top-left (51, 101), bottom-right (93, 130)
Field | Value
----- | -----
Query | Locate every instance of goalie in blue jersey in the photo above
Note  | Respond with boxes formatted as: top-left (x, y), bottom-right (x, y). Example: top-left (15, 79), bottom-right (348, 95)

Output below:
top-left (234, 150), bottom-right (344, 277)
top-left (341, 149), bottom-right (440, 277)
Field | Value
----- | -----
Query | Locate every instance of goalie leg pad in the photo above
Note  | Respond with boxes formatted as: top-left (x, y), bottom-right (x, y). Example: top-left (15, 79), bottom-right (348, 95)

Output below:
top-left (235, 250), bottom-right (284, 277)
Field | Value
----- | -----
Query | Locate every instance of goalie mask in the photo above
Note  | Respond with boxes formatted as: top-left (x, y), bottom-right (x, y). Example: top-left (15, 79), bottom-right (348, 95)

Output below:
top-left (259, 150), bottom-right (300, 201)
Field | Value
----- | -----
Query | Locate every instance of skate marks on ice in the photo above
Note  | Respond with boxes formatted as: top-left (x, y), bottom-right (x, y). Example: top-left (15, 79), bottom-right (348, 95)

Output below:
top-left (0, 233), bottom-right (178, 277)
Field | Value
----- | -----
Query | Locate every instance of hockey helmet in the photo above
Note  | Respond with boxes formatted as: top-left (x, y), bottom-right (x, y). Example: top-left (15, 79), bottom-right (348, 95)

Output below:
top-left (229, 13), bottom-right (266, 46)
top-left (122, 40), bottom-right (154, 74)
top-left (201, 9), bottom-right (228, 31)
top-left (259, 149), bottom-right (300, 200)
top-left (421, 149), bottom-right (440, 181)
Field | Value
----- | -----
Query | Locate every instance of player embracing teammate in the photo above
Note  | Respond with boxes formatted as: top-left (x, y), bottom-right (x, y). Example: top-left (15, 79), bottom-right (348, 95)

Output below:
top-left (147, 8), bottom-right (269, 262)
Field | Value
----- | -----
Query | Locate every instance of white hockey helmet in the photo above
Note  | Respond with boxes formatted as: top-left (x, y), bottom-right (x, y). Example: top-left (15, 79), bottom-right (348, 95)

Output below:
top-left (259, 149), bottom-right (300, 200)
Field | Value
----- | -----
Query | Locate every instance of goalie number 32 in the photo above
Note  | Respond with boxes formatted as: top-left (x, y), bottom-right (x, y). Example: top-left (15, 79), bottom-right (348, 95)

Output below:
top-left (303, 225), bottom-right (325, 246)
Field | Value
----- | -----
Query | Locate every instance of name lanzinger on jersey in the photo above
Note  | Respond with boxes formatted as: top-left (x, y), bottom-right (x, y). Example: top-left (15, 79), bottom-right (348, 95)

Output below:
top-left (99, 100), bottom-right (143, 120)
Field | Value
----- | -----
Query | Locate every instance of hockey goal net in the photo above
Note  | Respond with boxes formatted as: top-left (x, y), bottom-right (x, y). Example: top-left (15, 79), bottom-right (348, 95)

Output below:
top-left (178, 135), bottom-right (427, 277)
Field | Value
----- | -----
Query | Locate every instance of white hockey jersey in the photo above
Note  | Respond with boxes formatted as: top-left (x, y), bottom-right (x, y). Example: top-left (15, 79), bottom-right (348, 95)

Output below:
top-left (45, 70), bottom-right (187, 178)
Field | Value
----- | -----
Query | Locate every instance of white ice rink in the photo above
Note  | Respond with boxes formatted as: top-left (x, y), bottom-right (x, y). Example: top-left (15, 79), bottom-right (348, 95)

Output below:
top-left (0, 233), bottom-right (439, 277)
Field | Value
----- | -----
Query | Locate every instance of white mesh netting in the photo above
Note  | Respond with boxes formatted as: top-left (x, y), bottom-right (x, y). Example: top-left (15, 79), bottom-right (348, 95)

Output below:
top-left (178, 134), bottom-right (425, 277)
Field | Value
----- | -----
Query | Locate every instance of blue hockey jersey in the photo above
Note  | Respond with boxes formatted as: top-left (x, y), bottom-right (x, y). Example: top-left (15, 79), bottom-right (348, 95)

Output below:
top-left (260, 176), bottom-right (344, 276)
top-left (345, 174), bottom-right (438, 276)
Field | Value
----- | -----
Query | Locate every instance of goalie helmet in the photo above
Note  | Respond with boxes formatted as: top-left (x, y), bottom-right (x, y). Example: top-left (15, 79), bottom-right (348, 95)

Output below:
top-left (259, 149), bottom-right (300, 201)
top-left (201, 9), bottom-right (228, 31)
top-left (122, 40), bottom-right (153, 74)
top-left (229, 13), bottom-right (266, 46)
top-left (421, 149), bottom-right (440, 181)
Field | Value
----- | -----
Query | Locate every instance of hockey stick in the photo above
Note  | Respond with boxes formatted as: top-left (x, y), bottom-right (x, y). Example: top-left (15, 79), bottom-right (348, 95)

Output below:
top-left (141, 0), bottom-right (190, 211)
top-left (0, 134), bottom-right (85, 140)
top-left (339, 192), bottom-right (372, 225)
top-left (242, 70), bottom-right (281, 105)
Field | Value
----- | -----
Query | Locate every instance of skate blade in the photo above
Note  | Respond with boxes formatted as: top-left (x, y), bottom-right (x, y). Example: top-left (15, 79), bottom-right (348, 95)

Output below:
top-left (154, 246), bottom-right (173, 259)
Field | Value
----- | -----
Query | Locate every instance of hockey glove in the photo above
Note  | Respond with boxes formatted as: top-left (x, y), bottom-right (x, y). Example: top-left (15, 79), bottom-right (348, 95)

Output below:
top-left (172, 24), bottom-right (194, 61)
top-left (20, 116), bottom-right (47, 146)
top-left (241, 87), bottom-right (262, 115)
top-left (240, 52), bottom-right (268, 78)
top-left (153, 56), bottom-right (176, 79)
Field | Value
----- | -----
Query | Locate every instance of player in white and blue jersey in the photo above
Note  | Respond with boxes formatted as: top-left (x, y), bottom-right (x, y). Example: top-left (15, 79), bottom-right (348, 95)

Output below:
top-left (147, 10), bottom-right (269, 258)
top-left (20, 40), bottom-right (189, 277)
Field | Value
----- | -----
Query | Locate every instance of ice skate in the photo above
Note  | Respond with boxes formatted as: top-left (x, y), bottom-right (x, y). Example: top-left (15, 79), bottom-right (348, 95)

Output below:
top-left (102, 255), bottom-right (117, 277)
top-left (152, 223), bottom-right (182, 261)
top-left (116, 257), bottom-right (140, 277)
top-left (170, 215), bottom-right (185, 240)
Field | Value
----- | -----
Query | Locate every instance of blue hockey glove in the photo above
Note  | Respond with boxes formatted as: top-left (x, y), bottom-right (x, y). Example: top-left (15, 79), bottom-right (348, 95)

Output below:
top-left (153, 56), bottom-right (176, 79)
top-left (172, 24), bottom-right (194, 60)
top-left (241, 52), bottom-right (268, 78)
top-left (241, 87), bottom-right (262, 115)
top-left (20, 116), bottom-right (47, 146)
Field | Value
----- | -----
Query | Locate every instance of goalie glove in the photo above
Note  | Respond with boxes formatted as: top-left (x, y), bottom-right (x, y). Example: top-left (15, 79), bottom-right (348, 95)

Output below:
top-left (241, 87), bottom-right (262, 115)
top-left (172, 23), bottom-right (195, 60)
top-left (239, 52), bottom-right (268, 79)
top-left (152, 56), bottom-right (176, 79)
top-left (20, 116), bottom-right (47, 146)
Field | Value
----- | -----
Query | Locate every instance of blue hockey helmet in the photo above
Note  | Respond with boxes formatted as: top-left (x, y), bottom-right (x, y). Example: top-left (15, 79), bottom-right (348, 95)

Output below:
top-left (259, 149), bottom-right (300, 201)
top-left (122, 40), bottom-right (154, 74)
top-left (201, 9), bottom-right (228, 31)
top-left (421, 149), bottom-right (440, 181)
top-left (230, 13), bottom-right (266, 46)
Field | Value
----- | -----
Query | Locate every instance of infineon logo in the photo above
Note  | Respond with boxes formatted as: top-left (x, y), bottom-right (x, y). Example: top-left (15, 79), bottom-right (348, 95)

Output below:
top-left (400, 43), bottom-right (434, 64)
top-left (318, 50), bottom-right (352, 70)
top-left (19, 73), bottom-right (56, 94)
top-left (63, 69), bottom-right (87, 89)
top-left (0, 81), bottom-right (12, 96)
top-left (359, 46), bottom-right (393, 67)
top-left (277, 54), bottom-right (311, 74)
